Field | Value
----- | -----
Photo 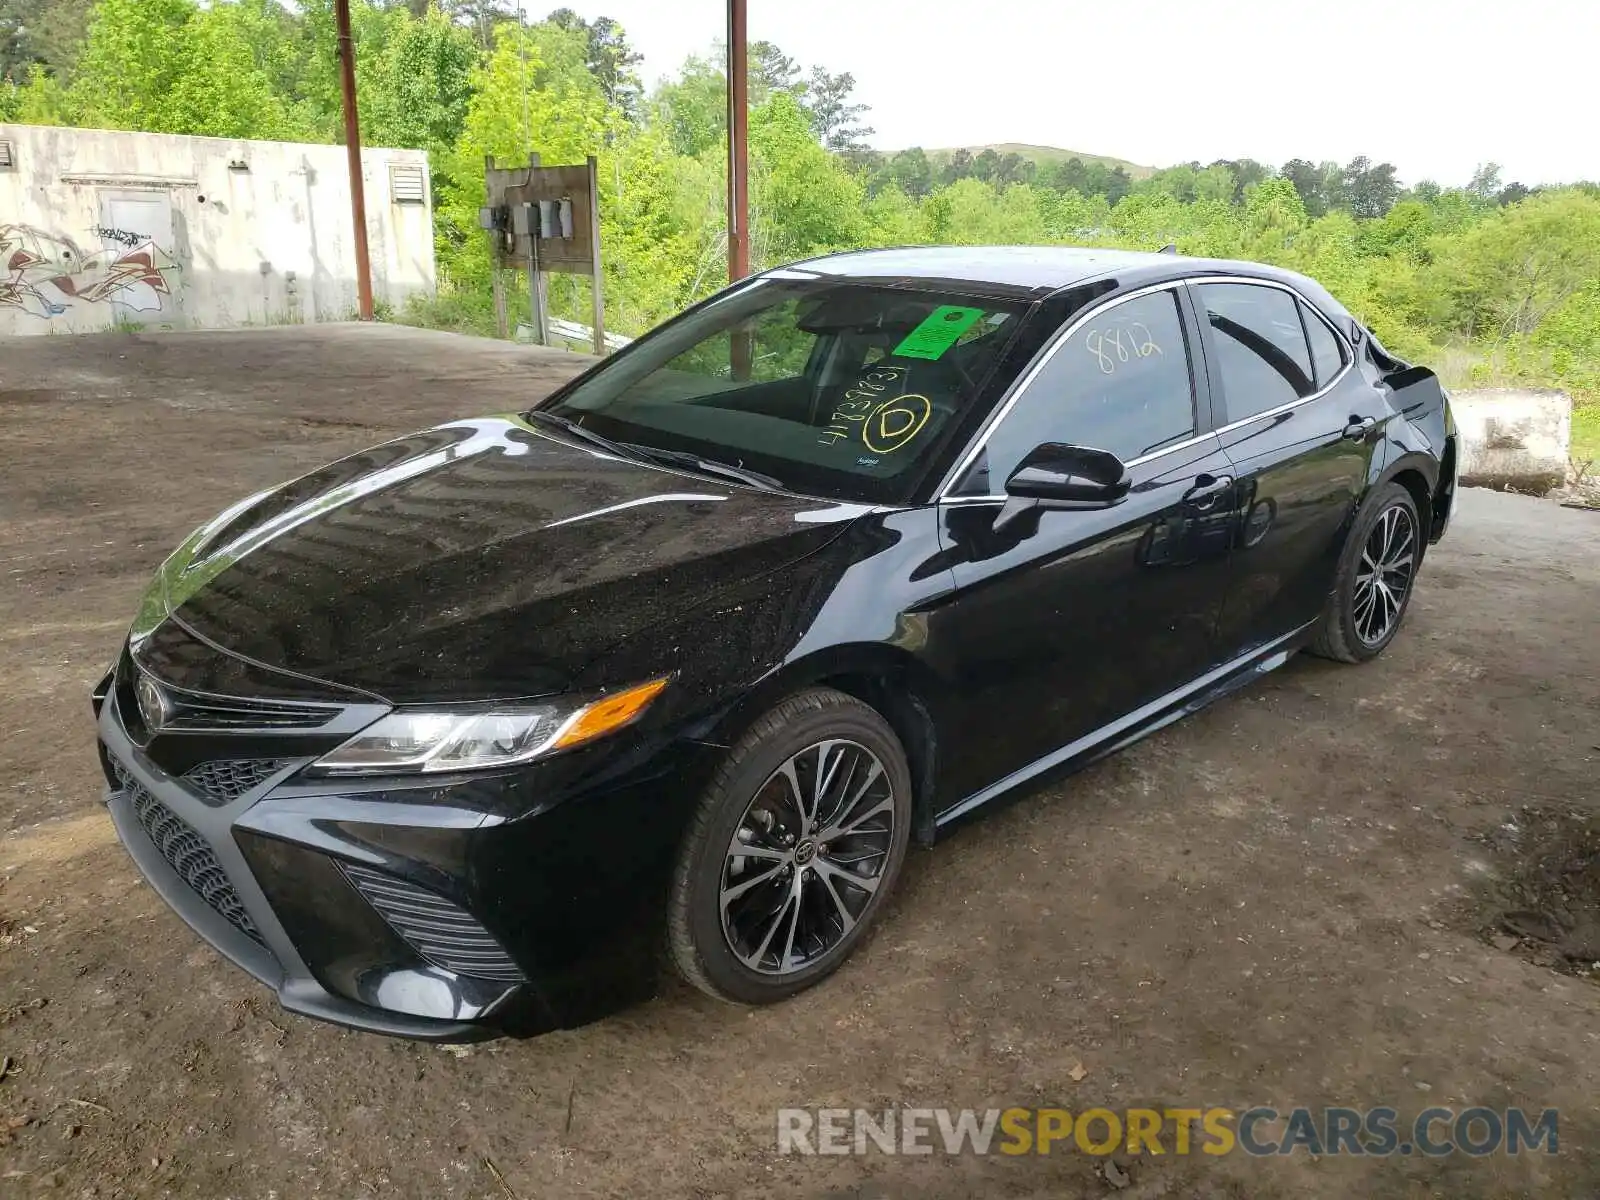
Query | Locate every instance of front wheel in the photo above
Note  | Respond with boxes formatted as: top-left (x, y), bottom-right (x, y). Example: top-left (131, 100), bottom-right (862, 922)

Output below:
top-left (1309, 481), bottom-right (1422, 663)
top-left (666, 688), bottom-right (912, 1005)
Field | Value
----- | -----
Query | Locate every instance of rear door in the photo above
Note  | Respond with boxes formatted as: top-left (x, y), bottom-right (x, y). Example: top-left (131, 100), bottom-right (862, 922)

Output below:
top-left (930, 283), bottom-right (1239, 804)
top-left (1189, 279), bottom-right (1378, 652)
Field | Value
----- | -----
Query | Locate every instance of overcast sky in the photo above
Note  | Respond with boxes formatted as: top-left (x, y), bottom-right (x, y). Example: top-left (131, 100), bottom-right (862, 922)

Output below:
top-left (540, 0), bottom-right (1597, 186)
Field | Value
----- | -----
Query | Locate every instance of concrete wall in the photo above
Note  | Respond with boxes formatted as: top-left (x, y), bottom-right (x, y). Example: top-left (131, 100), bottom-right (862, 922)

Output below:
top-left (1452, 388), bottom-right (1572, 495)
top-left (0, 124), bottom-right (434, 335)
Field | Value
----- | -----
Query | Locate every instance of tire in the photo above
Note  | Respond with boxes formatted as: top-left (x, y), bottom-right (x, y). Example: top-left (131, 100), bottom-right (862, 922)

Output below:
top-left (1309, 481), bottom-right (1423, 663)
top-left (666, 687), bottom-right (913, 1004)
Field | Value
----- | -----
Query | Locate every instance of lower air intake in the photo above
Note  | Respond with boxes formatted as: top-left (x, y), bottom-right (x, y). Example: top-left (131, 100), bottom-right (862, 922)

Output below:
top-left (340, 862), bottom-right (524, 983)
top-left (120, 770), bottom-right (263, 945)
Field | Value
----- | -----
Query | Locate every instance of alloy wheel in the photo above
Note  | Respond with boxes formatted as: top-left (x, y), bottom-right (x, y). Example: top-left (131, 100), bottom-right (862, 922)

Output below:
top-left (719, 739), bottom-right (896, 976)
top-left (1353, 504), bottom-right (1416, 646)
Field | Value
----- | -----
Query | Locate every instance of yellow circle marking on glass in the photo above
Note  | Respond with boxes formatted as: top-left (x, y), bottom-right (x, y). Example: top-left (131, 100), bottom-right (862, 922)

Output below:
top-left (862, 394), bottom-right (931, 454)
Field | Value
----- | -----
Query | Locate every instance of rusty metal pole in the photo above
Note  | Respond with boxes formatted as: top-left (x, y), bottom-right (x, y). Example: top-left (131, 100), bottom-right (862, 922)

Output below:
top-left (334, 0), bottom-right (375, 321)
top-left (726, 0), bottom-right (750, 284)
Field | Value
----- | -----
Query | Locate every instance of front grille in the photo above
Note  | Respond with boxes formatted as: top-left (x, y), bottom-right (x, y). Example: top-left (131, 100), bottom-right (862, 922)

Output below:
top-left (113, 764), bottom-right (263, 944)
top-left (182, 759), bottom-right (293, 806)
top-left (341, 863), bottom-right (523, 983)
top-left (118, 654), bottom-right (340, 736)
top-left (148, 685), bottom-right (339, 732)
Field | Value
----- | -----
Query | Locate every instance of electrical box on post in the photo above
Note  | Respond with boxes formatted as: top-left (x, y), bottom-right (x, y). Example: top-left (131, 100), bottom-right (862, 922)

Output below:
top-left (481, 154), bottom-right (606, 353)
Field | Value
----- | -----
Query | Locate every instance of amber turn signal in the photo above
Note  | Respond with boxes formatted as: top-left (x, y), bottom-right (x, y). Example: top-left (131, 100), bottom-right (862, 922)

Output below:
top-left (551, 677), bottom-right (670, 751)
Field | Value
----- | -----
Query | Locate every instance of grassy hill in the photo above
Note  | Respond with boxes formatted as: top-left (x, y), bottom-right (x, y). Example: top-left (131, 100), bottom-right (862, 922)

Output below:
top-left (919, 143), bottom-right (1156, 180)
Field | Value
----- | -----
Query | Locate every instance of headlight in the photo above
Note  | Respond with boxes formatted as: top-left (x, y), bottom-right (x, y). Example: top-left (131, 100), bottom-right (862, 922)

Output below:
top-left (311, 678), bottom-right (669, 775)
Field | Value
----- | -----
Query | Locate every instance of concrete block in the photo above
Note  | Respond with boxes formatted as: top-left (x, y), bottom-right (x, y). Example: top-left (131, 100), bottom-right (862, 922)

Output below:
top-left (1451, 388), bottom-right (1572, 495)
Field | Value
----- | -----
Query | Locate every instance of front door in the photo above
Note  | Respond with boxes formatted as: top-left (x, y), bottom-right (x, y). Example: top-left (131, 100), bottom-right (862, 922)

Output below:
top-left (929, 284), bottom-right (1239, 805)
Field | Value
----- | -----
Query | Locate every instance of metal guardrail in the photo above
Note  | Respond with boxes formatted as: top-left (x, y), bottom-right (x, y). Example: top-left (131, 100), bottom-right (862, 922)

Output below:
top-left (517, 318), bottom-right (632, 353)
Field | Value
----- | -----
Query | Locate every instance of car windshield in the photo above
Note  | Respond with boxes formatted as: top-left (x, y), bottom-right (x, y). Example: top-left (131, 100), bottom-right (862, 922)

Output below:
top-left (537, 277), bottom-right (1031, 503)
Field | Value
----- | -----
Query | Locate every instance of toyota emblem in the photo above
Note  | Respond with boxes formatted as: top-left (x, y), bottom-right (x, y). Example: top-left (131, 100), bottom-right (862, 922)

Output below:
top-left (136, 673), bottom-right (172, 733)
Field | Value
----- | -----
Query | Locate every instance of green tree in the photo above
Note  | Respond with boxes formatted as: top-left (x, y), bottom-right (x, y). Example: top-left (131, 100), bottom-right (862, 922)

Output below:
top-left (942, 147), bottom-right (974, 184)
top-left (1430, 189), bottom-right (1600, 339)
top-left (65, 0), bottom-right (195, 129)
top-left (547, 9), bottom-right (643, 119)
top-left (64, 0), bottom-right (298, 139)
top-left (1213, 157), bottom-right (1269, 203)
top-left (1359, 199), bottom-right (1437, 262)
top-left (1143, 162), bottom-right (1198, 202)
top-left (863, 182), bottom-right (926, 245)
top-left (2, 0), bottom-right (93, 85)
top-left (1280, 158), bottom-right (1326, 216)
top-left (885, 147), bottom-right (933, 199)
top-left (747, 39), bottom-right (801, 102)
top-left (1497, 181), bottom-right (1531, 207)
top-left (363, 3), bottom-right (476, 152)
top-left (803, 66), bottom-right (872, 153)
top-left (1194, 163), bottom-right (1237, 204)
top-left (1467, 162), bottom-right (1503, 206)
top-left (653, 55), bottom-right (725, 157)
top-left (1343, 156), bottom-right (1400, 218)
top-left (750, 92), bottom-right (866, 263)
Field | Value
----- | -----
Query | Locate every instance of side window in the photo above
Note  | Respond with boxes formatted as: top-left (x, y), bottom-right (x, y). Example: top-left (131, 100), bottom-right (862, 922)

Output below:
top-left (1300, 300), bottom-right (1346, 388)
top-left (1197, 282), bottom-right (1315, 419)
top-left (965, 289), bottom-right (1196, 489)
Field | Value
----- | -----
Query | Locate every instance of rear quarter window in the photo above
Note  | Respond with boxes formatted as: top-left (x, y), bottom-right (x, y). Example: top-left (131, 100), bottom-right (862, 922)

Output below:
top-left (1300, 301), bottom-right (1347, 388)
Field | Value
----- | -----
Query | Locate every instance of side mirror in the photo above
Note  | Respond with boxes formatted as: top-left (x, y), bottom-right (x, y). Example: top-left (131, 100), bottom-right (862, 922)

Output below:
top-left (1004, 442), bottom-right (1131, 508)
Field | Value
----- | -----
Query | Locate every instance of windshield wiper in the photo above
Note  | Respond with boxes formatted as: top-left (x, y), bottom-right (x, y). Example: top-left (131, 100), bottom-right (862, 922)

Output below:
top-left (623, 445), bottom-right (788, 492)
top-left (528, 412), bottom-right (788, 491)
top-left (524, 410), bottom-right (638, 458)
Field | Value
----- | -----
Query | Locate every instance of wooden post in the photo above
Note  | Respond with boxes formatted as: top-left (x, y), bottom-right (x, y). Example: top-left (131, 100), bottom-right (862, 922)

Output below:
top-left (526, 236), bottom-right (546, 345)
top-left (486, 156), bottom-right (507, 339)
top-left (490, 253), bottom-right (508, 340)
top-left (588, 155), bottom-right (605, 355)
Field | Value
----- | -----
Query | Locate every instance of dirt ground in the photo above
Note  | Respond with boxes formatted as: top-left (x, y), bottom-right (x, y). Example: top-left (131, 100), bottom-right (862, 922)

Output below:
top-left (1, 325), bottom-right (1596, 1199)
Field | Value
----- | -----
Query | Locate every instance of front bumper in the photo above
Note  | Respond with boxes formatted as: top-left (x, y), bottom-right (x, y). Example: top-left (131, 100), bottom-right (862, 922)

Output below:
top-left (97, 672), bottom-right (714, 1040)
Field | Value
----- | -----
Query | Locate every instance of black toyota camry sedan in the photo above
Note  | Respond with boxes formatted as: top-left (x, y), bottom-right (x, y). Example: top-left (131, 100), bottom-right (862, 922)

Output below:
top-left (95, 246), bottom-right (1458, 1039)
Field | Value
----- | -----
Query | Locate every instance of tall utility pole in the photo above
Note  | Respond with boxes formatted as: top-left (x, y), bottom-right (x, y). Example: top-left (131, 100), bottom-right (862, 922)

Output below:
top-left (725, 0), bottom-right (750, 284)
top-left (334, 0), bottom-right (375, 321)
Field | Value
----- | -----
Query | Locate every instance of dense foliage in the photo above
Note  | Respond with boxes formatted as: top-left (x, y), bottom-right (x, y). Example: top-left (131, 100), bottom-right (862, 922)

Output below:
top-left (3, 0), bottom-right (1597, 450)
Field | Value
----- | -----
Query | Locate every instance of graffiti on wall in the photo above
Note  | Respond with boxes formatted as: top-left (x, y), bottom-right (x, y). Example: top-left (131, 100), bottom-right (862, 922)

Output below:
top-left (0, 224), bottom-right (180, 320)
top-left (92, 226), bottom-right (148, 249)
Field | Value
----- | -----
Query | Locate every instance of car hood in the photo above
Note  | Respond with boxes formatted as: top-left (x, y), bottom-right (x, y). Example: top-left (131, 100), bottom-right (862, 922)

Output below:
top-left (140, 416), bottom-right (864, 703)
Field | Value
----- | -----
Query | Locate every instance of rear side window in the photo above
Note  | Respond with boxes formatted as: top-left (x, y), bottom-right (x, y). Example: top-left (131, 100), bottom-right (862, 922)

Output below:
top-left (1197, 282), bottom-right (1315, 420)
top-left (1300, 301), bottom-right (1346, 388)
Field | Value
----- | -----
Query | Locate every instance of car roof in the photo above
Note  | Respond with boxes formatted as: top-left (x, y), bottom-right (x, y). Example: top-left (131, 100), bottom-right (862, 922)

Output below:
top-left (783, 245), bottom-right (1357, 326)
top-left (788, 245), bottom-right (1174, 295)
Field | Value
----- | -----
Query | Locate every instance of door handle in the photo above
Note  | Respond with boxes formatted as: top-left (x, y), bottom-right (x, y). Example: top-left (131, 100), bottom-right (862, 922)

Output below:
top-left (1342, 415), bottom-right (1378, 441)
top-left (1182, 473), bottom-right (1233, 510)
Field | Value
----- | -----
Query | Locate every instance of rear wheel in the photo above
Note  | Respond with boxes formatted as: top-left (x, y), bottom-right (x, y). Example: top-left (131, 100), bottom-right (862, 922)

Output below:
top-left (667, 688), bottom-right (912, 1004)
top-left (1309, 482), bottom-right (1422, 663)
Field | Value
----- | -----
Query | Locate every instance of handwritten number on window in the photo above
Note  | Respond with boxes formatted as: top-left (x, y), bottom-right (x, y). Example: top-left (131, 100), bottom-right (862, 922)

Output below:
top-left (819, 365), bottom-right (914, 447)
top-left (1085, 322), bottom-right (1163, 375)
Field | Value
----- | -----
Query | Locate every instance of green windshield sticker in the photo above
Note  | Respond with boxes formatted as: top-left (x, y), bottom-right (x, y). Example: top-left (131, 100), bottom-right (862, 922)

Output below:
top-left (892, 305), bottom-right (987, 360)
